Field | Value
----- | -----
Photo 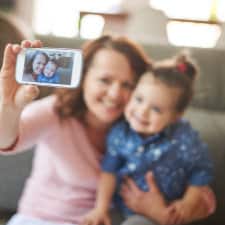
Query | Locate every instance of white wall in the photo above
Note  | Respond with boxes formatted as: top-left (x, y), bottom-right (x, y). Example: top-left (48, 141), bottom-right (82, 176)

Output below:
top-left (122, 0), bottom-right (225, 48)
top-left (14, 0), bottom-right (34, 27)
top-left (13, 0), bottom-right (225, 49)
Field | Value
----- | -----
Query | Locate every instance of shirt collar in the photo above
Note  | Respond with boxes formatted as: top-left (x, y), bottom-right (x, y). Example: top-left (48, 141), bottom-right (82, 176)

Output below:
top-left (127, 119), bottom-right (183, 146)
top-left (128, 124), bottom-right (165, 145)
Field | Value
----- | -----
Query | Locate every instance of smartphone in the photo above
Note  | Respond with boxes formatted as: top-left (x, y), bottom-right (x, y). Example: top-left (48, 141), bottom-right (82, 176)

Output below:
top-left (15, 47), bottom-right (83, 88)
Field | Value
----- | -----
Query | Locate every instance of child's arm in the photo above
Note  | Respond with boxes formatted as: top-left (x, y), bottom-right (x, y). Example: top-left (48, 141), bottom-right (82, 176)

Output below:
top-left (81, 172), bottom-right (116, 225)
top-left (167, 185), bottom-right (214, 224)
top-left (96, 172), bottom-right (117, 211)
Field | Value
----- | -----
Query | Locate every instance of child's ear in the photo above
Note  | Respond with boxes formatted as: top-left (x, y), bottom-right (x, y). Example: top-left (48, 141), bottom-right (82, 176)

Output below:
top-left (173, 111), bottom-right (184, 122)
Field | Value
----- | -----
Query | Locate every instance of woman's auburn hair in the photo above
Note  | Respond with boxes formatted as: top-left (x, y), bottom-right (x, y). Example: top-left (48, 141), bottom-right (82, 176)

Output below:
top-left (54, 35), bottom-right (150, 120)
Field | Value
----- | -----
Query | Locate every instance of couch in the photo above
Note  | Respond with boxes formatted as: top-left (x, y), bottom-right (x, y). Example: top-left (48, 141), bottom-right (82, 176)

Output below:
top-left (0, 33), bottom-right (225, 225)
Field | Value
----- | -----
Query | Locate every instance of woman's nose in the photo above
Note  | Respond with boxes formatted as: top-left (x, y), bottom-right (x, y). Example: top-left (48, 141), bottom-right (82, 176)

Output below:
top-left (107, 83), bottom-right (121, 100)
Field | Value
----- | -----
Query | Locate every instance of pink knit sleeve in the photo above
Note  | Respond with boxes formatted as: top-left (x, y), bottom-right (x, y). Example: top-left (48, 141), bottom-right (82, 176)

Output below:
top-left (0, 95), bottom-right (58, 155)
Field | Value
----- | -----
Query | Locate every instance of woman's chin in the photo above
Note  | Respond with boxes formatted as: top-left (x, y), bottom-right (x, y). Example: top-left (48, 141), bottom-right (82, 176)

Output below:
top-left (101, 109), bottom-right (122, 122)
top-left (100, 114), bottom-right (120, 125)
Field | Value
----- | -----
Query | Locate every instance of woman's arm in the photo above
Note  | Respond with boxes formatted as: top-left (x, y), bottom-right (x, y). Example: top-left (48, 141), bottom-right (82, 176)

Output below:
top-left (0, 41), bottom-right (40, 149)
top-left (120, 172), bottom-right (216, 225)
top-left (167, 185), bottom-right (216, 224)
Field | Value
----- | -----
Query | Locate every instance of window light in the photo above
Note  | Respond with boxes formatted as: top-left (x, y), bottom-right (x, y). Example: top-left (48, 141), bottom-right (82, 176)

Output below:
top-left (217, 0), bottom-right (225, 21)
top-left (167, 20), bottom-right (221, 48)
top-left (80, 15), bottom-right (105, 39)
top-left (150, 0), bottom-right (225, 22)
top-left (33, 0), bottom-right (121, 37)
top-left (33, 0), bottom-right (79, 37)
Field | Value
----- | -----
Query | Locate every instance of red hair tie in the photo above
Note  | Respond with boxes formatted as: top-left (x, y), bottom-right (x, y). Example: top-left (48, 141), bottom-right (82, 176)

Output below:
top-left (177, 63), bottom-right (187, 73)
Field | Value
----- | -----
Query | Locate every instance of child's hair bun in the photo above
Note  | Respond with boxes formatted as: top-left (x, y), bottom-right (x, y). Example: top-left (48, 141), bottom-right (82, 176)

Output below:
top-left (175, 51), bottom-right (198, 81)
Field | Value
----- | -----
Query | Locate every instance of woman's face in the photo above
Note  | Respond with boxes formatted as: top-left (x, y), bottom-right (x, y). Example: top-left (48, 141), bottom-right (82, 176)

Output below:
top-left (32, 54), bottom-right (47, 75)
top-left (83, 48), bottom-right (136, 127)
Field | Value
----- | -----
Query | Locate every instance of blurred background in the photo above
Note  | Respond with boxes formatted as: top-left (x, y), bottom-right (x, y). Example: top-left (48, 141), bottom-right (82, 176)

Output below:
top-left (1, 1), bottom-right (225, 225)
top-left (1, 0), bottom-right (225, 48)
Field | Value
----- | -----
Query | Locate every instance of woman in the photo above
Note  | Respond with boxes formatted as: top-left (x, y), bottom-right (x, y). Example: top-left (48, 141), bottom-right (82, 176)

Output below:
top-left (0, 35), bottom-right (215, 225)
top-left (23, 50), bottom-right (49, 82)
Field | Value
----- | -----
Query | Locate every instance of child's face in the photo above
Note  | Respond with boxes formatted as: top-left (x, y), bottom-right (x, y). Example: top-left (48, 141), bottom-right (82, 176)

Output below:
top-left (43, 62), bottom-right (57, 77)
top-left (125, 74), bottom-right (182, 136)
top-left (32, 54), bottom-right (47, 75)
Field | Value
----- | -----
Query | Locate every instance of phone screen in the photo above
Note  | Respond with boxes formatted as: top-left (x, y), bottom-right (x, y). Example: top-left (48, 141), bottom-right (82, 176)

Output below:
top-left (16, 48), bottom-right (82, 88)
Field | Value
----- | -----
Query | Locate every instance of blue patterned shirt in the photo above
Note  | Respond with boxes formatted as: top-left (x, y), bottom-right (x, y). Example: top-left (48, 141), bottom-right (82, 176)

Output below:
top-left (37, 73), bottom-right (60, 84)
top-left (101, 119), bottom-right (214, 216)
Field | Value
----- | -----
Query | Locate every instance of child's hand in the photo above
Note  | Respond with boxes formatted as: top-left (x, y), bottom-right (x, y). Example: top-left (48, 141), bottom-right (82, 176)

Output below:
top-left (81, 208), bottom-right (111, 225)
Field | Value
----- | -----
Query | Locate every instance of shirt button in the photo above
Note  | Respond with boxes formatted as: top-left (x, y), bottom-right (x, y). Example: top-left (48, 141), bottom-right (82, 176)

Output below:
top-left (137, 146), bottom-right (144, 153)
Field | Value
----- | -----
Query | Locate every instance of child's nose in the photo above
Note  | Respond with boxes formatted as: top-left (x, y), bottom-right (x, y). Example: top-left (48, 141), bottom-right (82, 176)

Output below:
top-left (139, 105), bottom-right (149, 117)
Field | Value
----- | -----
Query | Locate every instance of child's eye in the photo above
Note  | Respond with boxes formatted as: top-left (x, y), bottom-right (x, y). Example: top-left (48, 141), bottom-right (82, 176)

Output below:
top-left (152, 106), bottom-right (161, 113)
top-left (135, 96), bottom-right (142, 103)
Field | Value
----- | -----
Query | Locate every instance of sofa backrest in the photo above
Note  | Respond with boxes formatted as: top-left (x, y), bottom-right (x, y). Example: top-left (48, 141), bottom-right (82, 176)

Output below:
top-left (142, 44), bottom-right (225, 111)
top-left (37, 36), bottom-right (225, 111)
top-left (0, 12), bottom-right (34, 67)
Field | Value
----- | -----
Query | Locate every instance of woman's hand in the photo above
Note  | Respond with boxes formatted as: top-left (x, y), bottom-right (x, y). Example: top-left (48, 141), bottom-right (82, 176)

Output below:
top-left (120, 172), bottom-right (183, 225)
top-left (166, 186), bottom-right (216, 224)
top-left (0, 40), bottom-right (41, 109)
top-left (0, 40), bottom-right (41, 148)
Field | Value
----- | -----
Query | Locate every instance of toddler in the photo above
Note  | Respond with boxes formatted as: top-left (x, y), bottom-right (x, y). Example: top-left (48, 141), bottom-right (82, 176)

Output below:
top-left (37, 59), bottom-right (60, 83)
top-left (83, 53), bottom-right (214, 225)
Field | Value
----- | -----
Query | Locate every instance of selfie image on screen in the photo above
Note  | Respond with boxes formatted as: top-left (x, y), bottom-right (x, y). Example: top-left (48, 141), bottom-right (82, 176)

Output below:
top-left (22, 49), bottom-right (74, 85)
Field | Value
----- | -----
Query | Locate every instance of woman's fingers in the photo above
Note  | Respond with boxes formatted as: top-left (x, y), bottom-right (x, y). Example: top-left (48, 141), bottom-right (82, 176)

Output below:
top-left (120, 183), bottom-right (130, 195)
top-left (201, 186), bottom-right (216, 215)
top-left (1, 44), bottom-right (18, 74)
top-left (145, 172), bottom-right (160, 194)
top-left (165, 205), bottom-right (184, 225)
top-left (165, 208), bottom-right (178, 225)
top-left (15, 85), bottom-right (40, 108)
top-left (120, 186), bottom-right (129, 202)
top-left (31, 40), bottom-right (43, 48)
top-left (123, 177), bottom-right (140, 193)
top-left (21, 40), bottom-right (42, 49)
top-left (12, 44), bottom-right (21, 54)
top-left (21, 40), bottom-right (32, 48)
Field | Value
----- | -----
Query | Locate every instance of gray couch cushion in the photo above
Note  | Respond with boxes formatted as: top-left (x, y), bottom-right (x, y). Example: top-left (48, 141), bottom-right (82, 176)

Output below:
top-left (0, 151), bottom-right (33, 211)
top-left (184, 107), bottom-right (225, 225)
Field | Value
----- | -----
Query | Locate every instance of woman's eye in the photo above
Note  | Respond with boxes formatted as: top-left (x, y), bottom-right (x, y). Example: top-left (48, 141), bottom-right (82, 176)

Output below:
top-left (99, 78), bottom-right (111, 84)
top-left (122, 82), bottom-right (134, 90)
